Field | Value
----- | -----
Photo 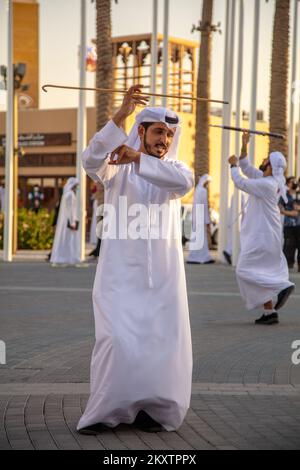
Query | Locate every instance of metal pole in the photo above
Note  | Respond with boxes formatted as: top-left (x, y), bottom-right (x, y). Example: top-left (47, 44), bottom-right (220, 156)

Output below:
top-left (3, 0), bottom-right (13, 262)
top-left (150, 0), bottom-right (158, 106)
top-left (13, 90), bottom-right (18, 254)
top-left (162, 0), bottom-right (169, 107)
top-left (76, 0), bottom-right (87, 262)
top-left (297, 107), bottom-right (300, 178)
top-left (249, 0), bottom-right (260, 163)
top-left (288, 0), bottom-right (298, 175)
top-left (232, 0), bottom-right (244, 267)
top-left (217, 0), bottom-right (236, 262)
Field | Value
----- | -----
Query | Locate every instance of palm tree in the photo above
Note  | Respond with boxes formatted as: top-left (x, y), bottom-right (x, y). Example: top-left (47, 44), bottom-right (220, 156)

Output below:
top-left (193, 0), bottom-right (218, 178)
top-left (269, 0), bottom-right (290, 156)
top-left (93, 0), bottom-right (117, 205)
top-left (95, 0), bottom-right (114, 132)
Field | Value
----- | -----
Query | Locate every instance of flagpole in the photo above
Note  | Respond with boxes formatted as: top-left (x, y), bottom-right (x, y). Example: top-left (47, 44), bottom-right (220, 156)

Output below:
top-left (150, 0), bottom-right (158, 107)
top-left (76, 0), bottom-right (87, 262)
top-left (162, 0), bottom-right (169, 107)
top-left (218, 0), bottom-right (236, 263)
top-left (232, 0), bottom-right (244, 267)
top-left (249, 0), bottom-right (260, 164)
top-left (288, 0), bottom-right (299, 175)
top-left (3, 0), bottom-right (14, 262)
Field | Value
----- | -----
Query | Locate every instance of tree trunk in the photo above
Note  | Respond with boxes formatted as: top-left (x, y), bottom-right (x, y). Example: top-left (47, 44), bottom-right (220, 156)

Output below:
top-left (269, 0), bottom-right (290, 157)
top-left (95, 0), bottom-right (113, 205)
top-left (96, 0), bottom-right (113, 132)
top-left (194, 0), bottom-right (213, 178)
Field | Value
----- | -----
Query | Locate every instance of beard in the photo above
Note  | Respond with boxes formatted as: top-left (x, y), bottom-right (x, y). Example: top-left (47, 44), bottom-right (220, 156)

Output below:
top-left (259, 163), bottom-right (269, 172)
top-left (143, 134), bottom-right (168, 159)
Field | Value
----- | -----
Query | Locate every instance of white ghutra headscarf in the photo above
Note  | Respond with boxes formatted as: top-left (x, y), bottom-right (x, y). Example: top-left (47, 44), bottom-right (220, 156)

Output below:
top-left (198, 174), bottom-right (212, 188)
top-left (269, 152), bottom-right (288, 203)
top-left (63, 177), bottom-right (79, 194)
top-left (125, 107), bottom-right (182, 160)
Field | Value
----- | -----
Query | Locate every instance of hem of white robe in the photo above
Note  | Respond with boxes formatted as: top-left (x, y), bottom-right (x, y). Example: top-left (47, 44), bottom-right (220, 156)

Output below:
top-left (76, 404), bottom-right (189, 432)
top-left (239, 282), bottom-right (295, 311)
top-left (50, 259), bottom-right (81, 265)
top-left (187, 248), bottom-right (213, 263)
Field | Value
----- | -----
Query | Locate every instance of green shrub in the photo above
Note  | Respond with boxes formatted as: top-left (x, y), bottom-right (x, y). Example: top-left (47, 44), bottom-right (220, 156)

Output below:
top-left (0, 209), bottom-right (54, 250)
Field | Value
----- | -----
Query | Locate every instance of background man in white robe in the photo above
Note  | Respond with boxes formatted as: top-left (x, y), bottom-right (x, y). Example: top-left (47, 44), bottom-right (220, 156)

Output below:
top-left (0, 181), bottom-right (5, 213)
top-left (89, 185), bottom-right (98, 246)
top-left (50, 177), bottom-right (80, 266)
top-left (228, 132), bottom-right (295, 325)
top-left (223, 192), bottom-right (247, 265)
top-left (77, 85), bottom-right (194, 435)
top-left (187, 174), bottom-right (215, 264)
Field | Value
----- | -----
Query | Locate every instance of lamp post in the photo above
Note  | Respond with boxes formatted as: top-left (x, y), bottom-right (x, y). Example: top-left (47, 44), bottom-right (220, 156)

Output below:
top-left (3, 0), bottom-right (13, 262)
top-left (1, 62), bottom-right (29, 257)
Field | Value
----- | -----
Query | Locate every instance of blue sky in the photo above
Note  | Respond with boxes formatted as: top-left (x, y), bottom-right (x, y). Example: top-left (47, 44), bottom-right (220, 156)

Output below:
top-left (0, 0), bottom-right (299, 119)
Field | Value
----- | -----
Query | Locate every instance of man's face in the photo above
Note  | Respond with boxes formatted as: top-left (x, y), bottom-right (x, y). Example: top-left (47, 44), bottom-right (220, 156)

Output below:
top-left (259, 157), bottom-right (271, 174)
top-left (139, 123), bottom-right (176, 159)
top-left (287, 178), bottom-right (298, 190)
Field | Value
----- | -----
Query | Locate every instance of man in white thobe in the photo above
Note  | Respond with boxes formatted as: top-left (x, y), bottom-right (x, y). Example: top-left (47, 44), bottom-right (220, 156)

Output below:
top-left (223, 192), bottom-right (247, 265)
top-left (0, 183), bottom-right (5, 212)
top-left (187, 174), bottom-right (214, 264)
top-left (228, 132), bottom-right (295, 325)
top-left (50, 177), bottom-right (80, 266)
top-left (77, 86), bottom-right (194, 434)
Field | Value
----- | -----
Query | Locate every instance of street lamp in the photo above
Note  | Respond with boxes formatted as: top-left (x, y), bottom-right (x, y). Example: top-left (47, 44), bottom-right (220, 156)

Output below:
top-left (0, 63), bottom-right (29, 254)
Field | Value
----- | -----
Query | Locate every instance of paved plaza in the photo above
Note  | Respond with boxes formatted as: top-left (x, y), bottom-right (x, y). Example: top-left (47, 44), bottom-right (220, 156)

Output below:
top-left (0, 254), bottom-right (300, 450)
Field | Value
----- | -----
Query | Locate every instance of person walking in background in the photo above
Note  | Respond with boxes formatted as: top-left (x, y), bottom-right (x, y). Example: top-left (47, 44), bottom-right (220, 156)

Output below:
top-left (50, 177), bottom-right (80, 266)
top-left (187, 174), bottom-right (215, 265)
top-left (228, 132), bottom-right (295, 325)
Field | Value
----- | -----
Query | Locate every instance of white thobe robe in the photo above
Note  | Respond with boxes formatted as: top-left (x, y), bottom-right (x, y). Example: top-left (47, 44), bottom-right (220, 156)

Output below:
top-left (50, 189), bottom-right (80, 265)
top-left (187, 185), bottom-right (213, 263)
top-left (231, 158), bottom-right (294, 310)
top-left (77, 120), bottom-right (194, 432)
top-left (0, 186), bottom-right (5, 212)
top-left (225, 193), bottom-right (247, 257)
top-left (89, 198), bottom-right (98, 245)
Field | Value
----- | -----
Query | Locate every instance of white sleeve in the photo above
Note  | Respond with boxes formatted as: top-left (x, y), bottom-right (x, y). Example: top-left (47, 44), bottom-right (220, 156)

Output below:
top-left (239, 157), bottom-right (263, 179)
top-left (82, 120), bottom-right (128, 187)
top-left (231, 167), bottom-right (270, 198)
top-left (65, 192), bottom-right (75, 225)
top-left (137, 154), bottom-right (194, 199)
top-left (204, 195), bottom-right (211, 225)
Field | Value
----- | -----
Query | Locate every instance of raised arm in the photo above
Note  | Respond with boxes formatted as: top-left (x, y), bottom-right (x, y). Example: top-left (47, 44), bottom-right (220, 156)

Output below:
top-left (137, 155), bottom-right (194, 199)
top-left (239, 131), bottom-right (263, 179)
top-left (82, 120), bottom-right (128, 186)
top-left (239, 157), bottom-right (264, 179)
top-left (230, 166), bottom-right (270, 198)
top-left (82, 85), bottom-right (149, 187)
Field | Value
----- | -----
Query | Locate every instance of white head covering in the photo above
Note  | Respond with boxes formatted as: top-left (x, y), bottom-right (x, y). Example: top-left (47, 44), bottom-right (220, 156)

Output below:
top-left (126, 107), bottom-right (181, 160)
top-left (63, 177), bottom-right (79, 194)
top-left (269, 152), bottom-right (288, 203)
top-left (198, 174), bottom-right (212, 188)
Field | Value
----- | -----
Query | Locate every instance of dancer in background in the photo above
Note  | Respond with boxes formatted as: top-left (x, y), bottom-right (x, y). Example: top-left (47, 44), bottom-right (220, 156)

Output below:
top-left (223, 192), bottom-right (247, 265)
top-left (187, 174), bottom-right (214, 265)
top-left (50, 177), bottom-right (80, 266)
top-left (228, 132), bottom-right (294, 325)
